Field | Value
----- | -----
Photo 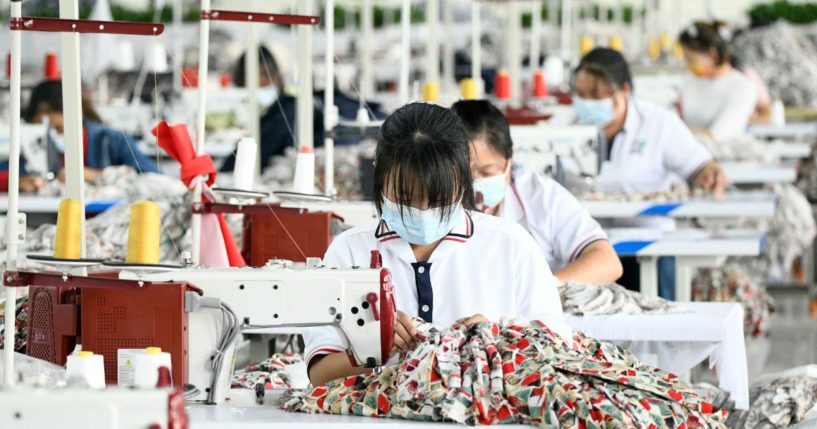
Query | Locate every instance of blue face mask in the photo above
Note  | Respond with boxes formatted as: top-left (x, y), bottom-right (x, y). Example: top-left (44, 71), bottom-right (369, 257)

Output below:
top-left (573, 95), bottom-right (615, 126)
top-left (48, 127), bottom-right (65, 153)
top-left (255, 85), bottom-right (279, 109)
top-left (380, 196), bottom-right (464, 245)
top-left (473, 165), bottom-right (510, 212)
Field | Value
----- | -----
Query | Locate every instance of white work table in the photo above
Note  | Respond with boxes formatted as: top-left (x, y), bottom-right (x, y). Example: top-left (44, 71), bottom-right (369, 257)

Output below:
top-left (767, 141), bottom-right (812, 159)
top-left (608, 228), bottom-right (765, 302)
top-left (188, 389), bottom-right (528, 428)
top-left (581, 191), bottom-right (777, 219)
top-left (565, 302), bottom-right (748, 410)
top-left (721, 161), bottom-right (797, 184)
top-left (749, 122), bottom-right (817, 140)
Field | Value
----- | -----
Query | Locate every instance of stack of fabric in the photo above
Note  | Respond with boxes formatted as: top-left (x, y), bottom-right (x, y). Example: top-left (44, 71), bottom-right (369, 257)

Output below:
top-left (281, 318), bottom-right (728, 428)
top-left (693, 262), bottom-right (773, 337)
top-left (559, 281), bottom-right (686, 316)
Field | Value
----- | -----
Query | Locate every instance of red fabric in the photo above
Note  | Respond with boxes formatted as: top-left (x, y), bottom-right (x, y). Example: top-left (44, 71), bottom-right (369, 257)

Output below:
top-left (151, 121), bottom-right (216, 188)
top-left (0, 170), bottom-right (9, 192)
top-left (151, 121), bottom-right (245, 267)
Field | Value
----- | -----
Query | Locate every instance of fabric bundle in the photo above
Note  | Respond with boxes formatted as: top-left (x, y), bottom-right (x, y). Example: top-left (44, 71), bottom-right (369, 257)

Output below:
top-left (693, 262), bottom-right (774, 337)
top-left (281, 319), bottom-right (727, 428)
top-left (559, 281), bottom-right (686, 316)
top-left (232, 353), bottom-right (303, 390)
top-left (0, 296), bottom-right (29, 353)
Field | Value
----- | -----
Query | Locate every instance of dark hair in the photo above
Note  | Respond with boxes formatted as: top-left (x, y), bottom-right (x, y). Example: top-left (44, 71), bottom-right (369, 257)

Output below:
top-left (24, 80), bottom-right (104, 124)
top-left (679, 21), bottom-right (732, 65)
top-left (573, 48), bottom-right (633, 91)
top-left (450, 99), bottom-right (513, 160)
top-left (374, 103), bottom-right (475, 220)
top-left (234, 46), bottom-right (282, 88)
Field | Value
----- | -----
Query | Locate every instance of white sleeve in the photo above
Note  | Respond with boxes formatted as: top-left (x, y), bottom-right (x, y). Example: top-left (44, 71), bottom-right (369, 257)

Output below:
top-left (544, 179), bottom-right (609, 267)
top-left (709, 77), bottom-right (758, 141)
top-left (514, 233), bottom-right (573, 341)
top-left (661, 110), bottom-right (713, 180)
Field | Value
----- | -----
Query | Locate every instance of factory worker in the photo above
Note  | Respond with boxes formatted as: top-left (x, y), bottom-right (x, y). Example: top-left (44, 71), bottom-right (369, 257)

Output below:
top-left (219, 47), bottom-right (385, 172)
top-left (678, 21), bottom-right (758, 140)
top-left (572, 48), bottom-right (727, 299)
top-left (0, 80), bottom-right (158, 193)
top-left (450, 99), bottom-right (622, 285)
top-left (305, 103), bottom-right (572, 386)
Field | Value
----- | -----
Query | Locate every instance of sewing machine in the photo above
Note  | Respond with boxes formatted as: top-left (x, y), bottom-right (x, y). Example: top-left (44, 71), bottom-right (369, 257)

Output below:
top-left (119, 262), bottom-right (395, 404)
top-left (0, 121), bottom-right (50, 176)
top-left (509, 124), bottom-right (602, 182)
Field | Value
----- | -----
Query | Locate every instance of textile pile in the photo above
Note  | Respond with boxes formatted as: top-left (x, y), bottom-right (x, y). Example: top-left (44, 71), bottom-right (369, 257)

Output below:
top-left (281, 318), bottom-right (728, 428)
top-left (559, 281), bottom-right (686, 316)
top-left (733, 22), bottom-right (817, 107)
top-left (693, 262), bottom-right (774, 337)
top-left (232, 353), bottom-right (304, 390)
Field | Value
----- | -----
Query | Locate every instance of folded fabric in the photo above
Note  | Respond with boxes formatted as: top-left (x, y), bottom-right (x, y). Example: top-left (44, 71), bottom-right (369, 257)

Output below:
top-left (232, 353), bottom-right (303, 390)
top-left (560, 281), bottom-right (686, 316)
top-left (281, 318), bottom-right (727, 428)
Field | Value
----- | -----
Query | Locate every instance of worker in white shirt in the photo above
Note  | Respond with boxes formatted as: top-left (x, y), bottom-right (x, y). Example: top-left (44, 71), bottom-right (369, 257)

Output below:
top-left (450, 99), bottom-right (622, 285)
top-left (678, 21), bottom-right (758, 141)
top-left (572, 47), bottom-right (727, 300)
top-left (305, 103), bottom-right (571, 386)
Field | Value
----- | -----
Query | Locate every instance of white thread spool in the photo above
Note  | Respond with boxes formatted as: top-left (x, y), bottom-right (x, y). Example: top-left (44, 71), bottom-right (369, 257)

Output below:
top-left (133, 347), bottom-right (172, 389)
top-left (114, 40), bottom-right (136, 72)
top-left (544, 56), bottom-right (565, 89)
top-left (145, 42), bottom-right (169, 74)
top-left (232, 137), bottom-right (257, 190)
top-left (65, 351), bottom-right (106, 389)
top-left (292, 146), bottom-right (315, 194)
top-left (771, 99), bottom-right (786, 127)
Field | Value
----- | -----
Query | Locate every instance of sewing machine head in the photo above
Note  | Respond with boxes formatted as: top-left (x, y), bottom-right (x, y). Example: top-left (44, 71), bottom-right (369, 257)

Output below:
top-left (0, 121), bottom-right (50, 176)
top-left (510, 124), bottom-right (602, 182)
top-left (120, 263), bottom-right (396, 402)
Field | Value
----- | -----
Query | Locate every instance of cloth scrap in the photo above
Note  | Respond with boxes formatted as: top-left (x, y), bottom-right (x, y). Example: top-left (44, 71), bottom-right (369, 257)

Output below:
top-left (560, 281), bottom-right (686, 316)
top-left (232, 353), bottom-right (304, 390)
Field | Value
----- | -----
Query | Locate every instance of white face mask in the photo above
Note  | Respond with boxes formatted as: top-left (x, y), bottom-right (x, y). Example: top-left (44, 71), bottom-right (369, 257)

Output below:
top-left (473, 162), bottom-right (511, 212)
top-left (255, 85), bottom-right (279, 109)
top-left (573, 95), bottom-right (615, 126)
top-left (48, 127), bottom-right (65, 153)
top-left (380, 196), bottom-right (464, 245)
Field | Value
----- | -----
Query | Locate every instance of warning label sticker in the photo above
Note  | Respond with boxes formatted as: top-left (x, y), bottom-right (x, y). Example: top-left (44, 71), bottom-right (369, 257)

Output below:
top-left (118, 349), bottom-right (141, 387)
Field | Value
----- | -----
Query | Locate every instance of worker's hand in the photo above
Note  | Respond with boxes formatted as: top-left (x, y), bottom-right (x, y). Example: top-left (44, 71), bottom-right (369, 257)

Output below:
top-left (692, 161), bottom-right (727, 199)
top-left (58, 167), bottom-right (103, 183)
top-left (392, 310), bottom-right (418, 354)
top-left (19, 175), bottom-right (44, 193)
top-left (458, 313), bottom-right (489, 328)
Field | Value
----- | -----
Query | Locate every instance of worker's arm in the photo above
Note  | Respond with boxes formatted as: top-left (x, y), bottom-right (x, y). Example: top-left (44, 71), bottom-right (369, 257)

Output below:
top-left (555, 240), bottom-right (622, 285)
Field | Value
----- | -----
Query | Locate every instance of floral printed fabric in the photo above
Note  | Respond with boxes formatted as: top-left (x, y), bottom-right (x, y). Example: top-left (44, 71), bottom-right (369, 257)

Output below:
top-left (281, 319), bottom-right (727, 428)
top-left (692, 262), bottom-right (774, 337)
top-left (0, 296), bottom-right (29, 352)
top-left (231, 353), bottom-right (303, 389)
top-left (559, 281), bottom-right (686, 316)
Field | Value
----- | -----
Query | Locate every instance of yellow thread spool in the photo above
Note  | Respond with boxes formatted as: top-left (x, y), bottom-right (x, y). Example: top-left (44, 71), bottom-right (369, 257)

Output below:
top-left (579, 35), bottom-right (594, 57)
top-left (459, 78), bottom-right (479, 100)
top-left (53, 199), bottom-right (82, 259)
top-left (660, 31), bottom-right (672, 52)
top-left (648, 38), bottom-right (661, 60)
top-left (673, 40), bottom-right (684, 59)
top-left (126, 201), bottom-right (161, 265)
top-left (421, 82), bottom-right (440, 102)
top-left (609, 36), bottom-right (623, 52)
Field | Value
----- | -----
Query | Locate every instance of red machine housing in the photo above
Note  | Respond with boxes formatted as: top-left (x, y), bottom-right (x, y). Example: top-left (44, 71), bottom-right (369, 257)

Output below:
top-left (194, 202), bottom-right (340, 265)
top-left (26, 285), bottom-right (80, 366)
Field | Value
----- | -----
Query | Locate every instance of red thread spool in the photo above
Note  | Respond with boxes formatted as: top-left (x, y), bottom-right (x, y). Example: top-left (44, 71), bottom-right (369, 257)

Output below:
top-left (220, 72), bottom-right (232, 88)
top-left (44, 53), bottom-right (60, 81)
top-left (533, 70), bottom-right (548, 98)
top-left (494, 71), bottom-right (511, 100)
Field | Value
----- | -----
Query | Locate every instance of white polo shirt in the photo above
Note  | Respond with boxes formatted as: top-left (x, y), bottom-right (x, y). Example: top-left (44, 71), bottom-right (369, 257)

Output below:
top-left (596, 97), bottom-right (713, 195)
top-left (498, 167), bottom-right (608, 272)
top-left (303, 210), bottom-right (572, 366)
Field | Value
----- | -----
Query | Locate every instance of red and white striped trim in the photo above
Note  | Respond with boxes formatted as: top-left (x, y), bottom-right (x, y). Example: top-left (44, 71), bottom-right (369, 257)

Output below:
top-left (568, 236), bottom-right (609, 263)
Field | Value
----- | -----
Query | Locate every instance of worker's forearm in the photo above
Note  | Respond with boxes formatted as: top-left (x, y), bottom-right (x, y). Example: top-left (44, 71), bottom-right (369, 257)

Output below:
top-left (308, 352), bottom-right (370, 386)
top-left (555, 242), bottom-right (622, 285)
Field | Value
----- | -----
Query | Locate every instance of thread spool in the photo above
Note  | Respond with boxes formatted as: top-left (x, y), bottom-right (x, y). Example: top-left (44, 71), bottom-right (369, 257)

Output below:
top-left (355, 107), bottom-right (369, 124)
top-left (53, 199), bottom-right (82, 260)
top-left (44, 52), bottom-right (60, 81)
top-left (421, 82), bottom-right (440, 102)
top-left (232, 138), bottom-right (258, 191)
top-left (544, 56), bottom-right (565, 88)
top-left (145, 42), bottom-right (169, 73)
top-left (579, 36), bottom-right (594, 57)
top-left (134, 347), bottom-right (172, 389)
top-left (292, 146), bottom-right (315, 194)
top-left (66, 351), bottom-right (106, 389)
top-left (532, 70), bottom-right (548, 98)
top-left (459, 78), bottom-right (479, 100)
top-left (672, 40), bottom-right (684, 59)
top-left (126, 201), bottom-right (161, 265)
top-left (494, 71), bottom-right (511, 100)
top-left (648, 39), bottom-right (661, 60)
top-left (609, 36), bottom-right (623, 52)
top-left (660, 32), bottom-right (672, 52)
top-left (113, 40), bottom-right (136, 72)
top-left (220, 72), bottom-right (232, 88)
top-left (771, 99), bottom-right (786, 127)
